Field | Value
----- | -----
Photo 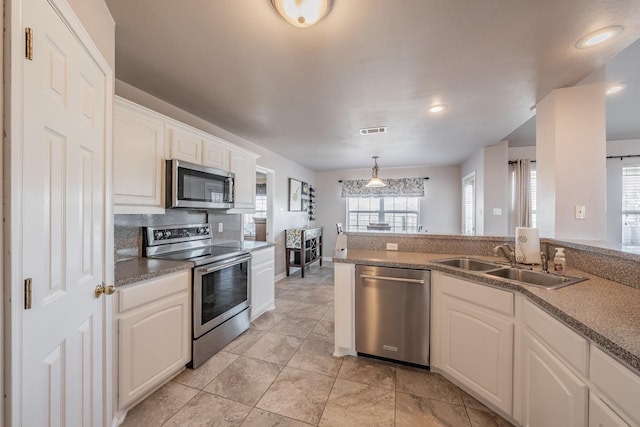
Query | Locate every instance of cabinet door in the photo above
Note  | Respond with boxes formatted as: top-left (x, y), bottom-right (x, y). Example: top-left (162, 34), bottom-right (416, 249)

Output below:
top-left (113, 98), bottom-right (165, 213)
top-left (168, 125), bottom-right (202, 164)
top-left (250, 248), bottom-right (275, 320)
top-left (440, 293), bottom-right (514, 413)
top-left (202, 137), bottom-right (229, 170)
top-left (334, 263), bottom-right (355, 356)
top-left (589, 395), bottom-right (629, 427)
top-left (521, 329), bottom-right (588, 427)
top-left (229, 149), bottom-right (257, 209)
top-left (118, 290), bottom-right (190, 409)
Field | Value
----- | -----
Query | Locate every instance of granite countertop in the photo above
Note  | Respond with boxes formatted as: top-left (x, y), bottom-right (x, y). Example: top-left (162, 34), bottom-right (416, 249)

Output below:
top-left (115, 258), bottom-right (194, 287)
top-left (334, 249), bottom-right (640, 375)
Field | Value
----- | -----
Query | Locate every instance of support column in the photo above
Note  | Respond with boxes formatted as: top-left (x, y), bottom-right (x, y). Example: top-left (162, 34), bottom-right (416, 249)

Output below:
top-left (536, 71), bottom-right (606, 240)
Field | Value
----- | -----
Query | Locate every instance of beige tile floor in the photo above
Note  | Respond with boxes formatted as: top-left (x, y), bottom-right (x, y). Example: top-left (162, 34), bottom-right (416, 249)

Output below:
top-left (121, 262), bottom-right (513, 426)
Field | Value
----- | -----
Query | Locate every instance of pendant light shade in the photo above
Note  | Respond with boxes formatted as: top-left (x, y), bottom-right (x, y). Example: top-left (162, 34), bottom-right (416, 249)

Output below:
top-left (271, 0), bottom-right (332, 28)
top-left (365, 156), bottom-right (386, 188)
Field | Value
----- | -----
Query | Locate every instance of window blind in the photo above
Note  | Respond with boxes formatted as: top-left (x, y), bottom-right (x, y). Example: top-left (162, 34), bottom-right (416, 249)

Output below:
top-left (622, 166), bottom-right (640, 246)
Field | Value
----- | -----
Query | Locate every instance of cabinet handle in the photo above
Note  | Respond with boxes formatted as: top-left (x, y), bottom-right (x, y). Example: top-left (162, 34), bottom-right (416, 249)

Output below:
top-left (95, 283), bottom-right (115, 297)
top-left (359, 274), bottom-right (425, 284)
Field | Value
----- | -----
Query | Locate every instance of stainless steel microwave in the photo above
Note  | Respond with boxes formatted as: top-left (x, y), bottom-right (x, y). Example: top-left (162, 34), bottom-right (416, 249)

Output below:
top-left (166, 159), bottom-right (235, 209)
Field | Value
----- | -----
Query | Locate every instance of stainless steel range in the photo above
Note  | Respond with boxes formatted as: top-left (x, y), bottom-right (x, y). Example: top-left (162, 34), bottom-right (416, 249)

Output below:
top-left (144, 223), bottom-right (251, 368)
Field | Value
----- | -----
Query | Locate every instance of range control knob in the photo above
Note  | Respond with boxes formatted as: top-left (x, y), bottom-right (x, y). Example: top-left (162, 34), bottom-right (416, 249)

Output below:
top-left (165, 231), bottom-right (172, 237)
top-left (197, 227), bottom-right (206, 234)
top-left (155, 231), bottom-right (164, 239)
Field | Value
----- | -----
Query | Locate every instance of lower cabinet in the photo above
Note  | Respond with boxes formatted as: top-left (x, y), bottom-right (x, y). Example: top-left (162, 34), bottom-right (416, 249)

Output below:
top-left (520, 329), bottom-right (588, 427)
top-left (589, 395), bottom-right (630, 427)
top-left (432, 272), bottom-right (515, 415)
top-left (250, 246), bottom-right (275, 320)
top-left (116, 270), bottom-right (191, 410)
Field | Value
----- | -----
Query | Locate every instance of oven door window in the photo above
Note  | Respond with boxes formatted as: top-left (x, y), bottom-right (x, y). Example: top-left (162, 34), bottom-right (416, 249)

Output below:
top-left (200, 261), bottom-right (248, 325)
top-left (179, 168), bottom-right (227, 204)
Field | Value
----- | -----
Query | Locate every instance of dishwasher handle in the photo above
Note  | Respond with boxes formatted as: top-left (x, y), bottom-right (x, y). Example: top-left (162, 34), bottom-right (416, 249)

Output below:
top-left (359, 273), bottom-right (425, 284)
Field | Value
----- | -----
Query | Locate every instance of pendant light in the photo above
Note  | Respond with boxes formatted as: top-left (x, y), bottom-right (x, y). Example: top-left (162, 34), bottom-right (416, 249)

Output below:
top-left (365, 156), bottom-right (386, 188)
top-left (271, 0), bottom-right (332, 28)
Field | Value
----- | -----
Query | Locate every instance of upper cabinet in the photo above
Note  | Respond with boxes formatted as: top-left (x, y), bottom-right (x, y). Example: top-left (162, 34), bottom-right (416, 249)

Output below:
top-left (113, 96), bottom-right (260, 214)
top-left (113, 97), bottom-right (166, 214)
top-left (229, 148), bottom-right (259, 211)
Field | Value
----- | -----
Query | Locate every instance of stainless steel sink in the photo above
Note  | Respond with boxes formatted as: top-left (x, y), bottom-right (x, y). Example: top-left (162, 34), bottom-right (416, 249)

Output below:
top-left (433, 258), bottom-right (504, 272)
top-left (485, 268), bottom-right (586, 290)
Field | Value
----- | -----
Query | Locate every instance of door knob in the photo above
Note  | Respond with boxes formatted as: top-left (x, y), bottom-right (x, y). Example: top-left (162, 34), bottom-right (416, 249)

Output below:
top-left (95, 283), bottom-right (115, 297)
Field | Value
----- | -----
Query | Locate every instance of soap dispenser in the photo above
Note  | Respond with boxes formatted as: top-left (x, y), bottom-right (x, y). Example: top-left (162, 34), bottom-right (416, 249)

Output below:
top-left (553, 248), bottom-right (566, 275)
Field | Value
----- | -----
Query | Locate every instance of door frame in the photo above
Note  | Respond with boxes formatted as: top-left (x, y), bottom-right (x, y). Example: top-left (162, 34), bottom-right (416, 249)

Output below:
top-left (4, 0), bottom-right (114, 425)
top-left (256, 166), bottom-right (275, 243)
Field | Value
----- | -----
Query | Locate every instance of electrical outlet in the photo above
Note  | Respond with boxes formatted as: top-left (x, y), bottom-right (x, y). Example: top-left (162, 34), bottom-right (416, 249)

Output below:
top-left (218, 222), bottom-right (223, 232)
top-left (493, 208), bottom-right (502, 216)
top-left (575, 205), bottom-right (586, 219)
top-left (386, 243), bottom-right (398, 251)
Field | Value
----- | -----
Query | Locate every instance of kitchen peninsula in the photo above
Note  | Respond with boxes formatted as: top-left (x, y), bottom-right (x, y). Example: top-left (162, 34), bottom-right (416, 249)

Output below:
top-left (333, 232), bottom-right (640, 426)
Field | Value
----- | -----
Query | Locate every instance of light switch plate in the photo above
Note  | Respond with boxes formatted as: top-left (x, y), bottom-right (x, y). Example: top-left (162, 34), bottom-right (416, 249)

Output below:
top-left (493, 208), bottom-right (502, 216)
top-left (575, 205), bottom-right (586, 219)
top-left (386, 243), bottom-right (398, 251)
top-left (218, 222), bottom-right (224, 232)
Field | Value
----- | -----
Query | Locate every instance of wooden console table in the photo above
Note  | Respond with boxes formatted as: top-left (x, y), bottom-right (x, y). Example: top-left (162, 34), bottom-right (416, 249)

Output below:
top-left (285, 226), bottom-right (323, 278)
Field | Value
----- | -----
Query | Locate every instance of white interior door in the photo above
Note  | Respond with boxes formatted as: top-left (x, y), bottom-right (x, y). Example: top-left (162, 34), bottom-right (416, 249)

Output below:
top-left (19, 0), bottom-right (108, 425)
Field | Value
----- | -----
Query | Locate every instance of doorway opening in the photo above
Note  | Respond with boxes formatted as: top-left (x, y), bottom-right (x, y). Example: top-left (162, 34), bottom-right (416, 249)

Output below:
top-left (243, 167), bottom-right (275, 242)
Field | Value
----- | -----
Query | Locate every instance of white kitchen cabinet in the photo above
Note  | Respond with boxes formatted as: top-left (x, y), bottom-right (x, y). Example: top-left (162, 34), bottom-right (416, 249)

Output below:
top-left (590, 344), bottom-right (640, 426)
top-left (589, 395), bottom-right (630, 427)
top-left (113, 97), bottom-right (166, 214)
top-left (333, 262), bottom-right (356, 357)
top-left (229, 148), bottom-right (259, 210)
top-left (432, 272), bottom-right (514, 415)
top-left (250, 246), bottom-right (275, 320)
top-left (521, 329), bottom-right (588, 427)
top-left (518, 299), bottom-right (588, 427)
top-left (116, 270), bottom-right (191, 410)
top-left (168, 123), bottom-right (203, 164)
top-left (202, 136), bottom-right (230, 170)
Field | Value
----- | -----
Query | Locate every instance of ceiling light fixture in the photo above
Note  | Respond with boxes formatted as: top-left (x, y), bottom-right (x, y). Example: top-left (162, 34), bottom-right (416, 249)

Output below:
top-left (576, 26), bottom-right (623, 49)
top-left (365, 156), bottom-right (386, 188)
top-left (606, 83), bottom-right (627, 95)
top-left (428, 104), bottom-right (448, 113)
top-left (271, 0), bottom-right (332, 28)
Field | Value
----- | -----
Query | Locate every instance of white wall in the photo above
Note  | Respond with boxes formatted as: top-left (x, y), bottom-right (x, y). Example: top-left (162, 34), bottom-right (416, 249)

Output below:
top-left (483, 141), bottom-right (509, 235)
top-left (508, 146), bottom-right (536, 162)
top-left (115, 81), bottom-right (315, 276)
top-left (67, 0), bottom-right (115, 70)
top-left (316, 165), bottom-right (461, 256)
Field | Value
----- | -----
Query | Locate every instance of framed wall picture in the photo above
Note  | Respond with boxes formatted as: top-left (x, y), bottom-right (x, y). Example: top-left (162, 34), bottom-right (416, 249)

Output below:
top-left (289, 178), bottom-right (302, 211)
top-left (301, 181), bottom-right (310, 197)
top-left (301, 199), bottom-right (309, 212)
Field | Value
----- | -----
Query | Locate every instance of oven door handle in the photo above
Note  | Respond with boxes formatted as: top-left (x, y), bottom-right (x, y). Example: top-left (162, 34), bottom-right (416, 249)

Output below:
top-left (197, 255), bottom-right (251, 274)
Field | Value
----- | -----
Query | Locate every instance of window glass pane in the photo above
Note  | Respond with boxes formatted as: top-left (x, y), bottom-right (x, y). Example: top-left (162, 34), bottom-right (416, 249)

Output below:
top-left (622, 166), bottom-right (640, 250)
top-left (346, 196), bottom-right (421, 233)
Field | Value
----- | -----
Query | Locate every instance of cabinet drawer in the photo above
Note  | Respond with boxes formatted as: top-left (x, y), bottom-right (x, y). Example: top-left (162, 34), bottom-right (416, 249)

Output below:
top-left (251, 246), bottom-right (274, 265)
top-left (118, 270), bottom-right (190, 312)
top-left (590, 345), bottom-right (640, 426)
top-left (523, 300), bottom-right (588, 376)
top-left (440, 274), bottom-right (514, 316)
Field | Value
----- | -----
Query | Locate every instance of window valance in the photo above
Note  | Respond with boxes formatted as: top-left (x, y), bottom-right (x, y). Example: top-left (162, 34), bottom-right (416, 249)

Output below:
top-left (341, 178), bottom-right (425, 197)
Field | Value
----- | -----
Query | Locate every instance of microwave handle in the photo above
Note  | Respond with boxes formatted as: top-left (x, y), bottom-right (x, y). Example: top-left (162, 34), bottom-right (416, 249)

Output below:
top-left (226, 177), bottom-right (234, 203)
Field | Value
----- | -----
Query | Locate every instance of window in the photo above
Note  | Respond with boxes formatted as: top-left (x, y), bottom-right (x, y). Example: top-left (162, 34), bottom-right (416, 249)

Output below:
top-left (622, 165), bottom-right (640, 249)
top-left (346, 196), bottom-right (420, 233)
top-left (462, 173), bottom-right (475, 234)
top-left (509, 164), bottom-right (537, 228)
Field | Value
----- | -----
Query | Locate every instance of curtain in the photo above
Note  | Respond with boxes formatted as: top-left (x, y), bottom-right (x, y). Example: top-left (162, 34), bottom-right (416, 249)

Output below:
top-left (513, 159), bottom-right (532, 227)
top-left (341, 178), bottom-right (425, 197)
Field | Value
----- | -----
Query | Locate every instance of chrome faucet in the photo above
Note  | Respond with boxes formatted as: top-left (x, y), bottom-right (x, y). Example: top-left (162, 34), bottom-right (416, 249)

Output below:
top-left (540, 252), bottom-right (548, 273)
top-left (493, 243), bottom-right (516, 267)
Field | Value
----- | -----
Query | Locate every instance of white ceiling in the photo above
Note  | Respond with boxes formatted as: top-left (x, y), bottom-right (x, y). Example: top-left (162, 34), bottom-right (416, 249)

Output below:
top-left (105, 0), bottom-right (640, 171)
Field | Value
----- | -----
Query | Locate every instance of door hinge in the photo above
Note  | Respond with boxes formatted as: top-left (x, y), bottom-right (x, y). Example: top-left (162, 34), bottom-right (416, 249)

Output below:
top-left (25, 27), bottom-right (33, 60)
top-left (24, 278), bottom-right (32, 309)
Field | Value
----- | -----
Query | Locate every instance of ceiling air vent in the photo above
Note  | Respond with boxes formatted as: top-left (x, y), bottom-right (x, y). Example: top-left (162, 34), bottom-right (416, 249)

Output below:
top-left (359, 126), bottom-right (387, 135)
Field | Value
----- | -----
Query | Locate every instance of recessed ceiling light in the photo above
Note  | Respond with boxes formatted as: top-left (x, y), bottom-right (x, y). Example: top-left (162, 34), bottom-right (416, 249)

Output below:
top-left (606, 83), bottom-right (627, 95)
top-left (576, 26), bottom-right (623, 49)
top-left (428, 104), bottom-right (447, 113)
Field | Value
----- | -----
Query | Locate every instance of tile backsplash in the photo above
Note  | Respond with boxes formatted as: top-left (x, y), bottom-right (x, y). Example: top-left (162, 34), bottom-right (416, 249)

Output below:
top-left (114, 210), bottom-right (242, 262)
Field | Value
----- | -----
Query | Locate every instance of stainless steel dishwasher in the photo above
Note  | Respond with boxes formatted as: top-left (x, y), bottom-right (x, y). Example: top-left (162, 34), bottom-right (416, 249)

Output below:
top-left (355, 265), bottom-right (430, 366)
